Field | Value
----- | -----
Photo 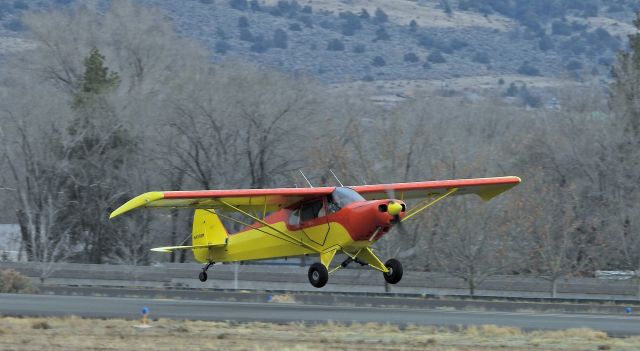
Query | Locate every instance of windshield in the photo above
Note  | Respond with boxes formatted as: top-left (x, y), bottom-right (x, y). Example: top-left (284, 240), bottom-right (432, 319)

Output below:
top-left (329, 187), bottom-right (365, 210)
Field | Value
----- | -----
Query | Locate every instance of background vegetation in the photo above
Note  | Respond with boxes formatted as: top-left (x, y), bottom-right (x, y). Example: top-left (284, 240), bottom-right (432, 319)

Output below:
top-left (1, 1), bottom-right (640, 298)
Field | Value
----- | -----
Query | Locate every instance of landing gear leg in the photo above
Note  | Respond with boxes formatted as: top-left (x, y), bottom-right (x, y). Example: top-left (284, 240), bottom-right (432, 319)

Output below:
top-left (199, 262), bottom-right (214, 282)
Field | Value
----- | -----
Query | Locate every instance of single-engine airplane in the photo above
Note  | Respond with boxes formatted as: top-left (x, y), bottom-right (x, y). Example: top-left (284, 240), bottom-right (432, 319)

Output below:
top-left (109, 176), bottom-right (520, 288)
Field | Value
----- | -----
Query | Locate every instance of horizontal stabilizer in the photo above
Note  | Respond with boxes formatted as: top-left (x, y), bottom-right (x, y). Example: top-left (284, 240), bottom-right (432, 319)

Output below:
top-left (150, 243), bottom-right (225, 253)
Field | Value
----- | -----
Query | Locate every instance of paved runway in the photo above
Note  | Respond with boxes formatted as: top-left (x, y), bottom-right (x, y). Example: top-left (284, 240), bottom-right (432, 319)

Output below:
top-left (2, 294), bottom-right (640, 336)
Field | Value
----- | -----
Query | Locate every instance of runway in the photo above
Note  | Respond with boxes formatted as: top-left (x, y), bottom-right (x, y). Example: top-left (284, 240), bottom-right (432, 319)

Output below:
top-left (2, 293), bottom-right (640, 336)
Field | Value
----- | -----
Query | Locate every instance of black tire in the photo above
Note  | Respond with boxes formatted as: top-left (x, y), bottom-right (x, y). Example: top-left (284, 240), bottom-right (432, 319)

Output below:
top-left (383, 258), bottom-right (403, 284)
top-left (308, 263), bottom-right (329, 288)
top-left (199, 271), bottom-right (208, 282)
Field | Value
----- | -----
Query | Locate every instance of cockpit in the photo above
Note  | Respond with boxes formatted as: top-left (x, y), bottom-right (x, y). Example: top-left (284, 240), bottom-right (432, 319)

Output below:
top-left (328, 187), bottom-right (365, 213)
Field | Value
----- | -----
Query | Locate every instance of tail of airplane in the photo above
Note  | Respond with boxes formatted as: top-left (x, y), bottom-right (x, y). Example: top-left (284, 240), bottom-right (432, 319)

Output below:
top-left (191, 209), bottom-right (228, 262)
top-left (150, 209), bottom-right (227, 260)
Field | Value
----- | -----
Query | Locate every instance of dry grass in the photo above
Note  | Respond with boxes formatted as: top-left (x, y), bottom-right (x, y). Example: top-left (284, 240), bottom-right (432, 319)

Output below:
top-left (1, 317), bottom-right (640, 351)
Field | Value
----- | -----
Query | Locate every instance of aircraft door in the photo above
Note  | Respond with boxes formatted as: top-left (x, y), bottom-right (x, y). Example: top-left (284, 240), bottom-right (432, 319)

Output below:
top-left (298, 198), bottom-right (330, 246)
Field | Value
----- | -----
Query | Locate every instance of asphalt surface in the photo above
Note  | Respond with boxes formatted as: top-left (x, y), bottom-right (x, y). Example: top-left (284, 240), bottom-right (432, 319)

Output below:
top-left (2, 294), bottom-right (640, 336)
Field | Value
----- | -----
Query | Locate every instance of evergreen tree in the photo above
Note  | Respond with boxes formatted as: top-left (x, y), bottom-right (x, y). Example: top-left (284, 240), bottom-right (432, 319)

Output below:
top-left (612, 12), bottom-right (640, 138)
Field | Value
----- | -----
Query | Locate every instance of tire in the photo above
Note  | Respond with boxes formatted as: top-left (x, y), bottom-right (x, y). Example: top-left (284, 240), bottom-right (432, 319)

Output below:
top-left (383, 258), bottom-right (403, 284)
top-left (308, 263), bottom-right (329, 288)
top-left (199, 271), bottom-right (208, 282)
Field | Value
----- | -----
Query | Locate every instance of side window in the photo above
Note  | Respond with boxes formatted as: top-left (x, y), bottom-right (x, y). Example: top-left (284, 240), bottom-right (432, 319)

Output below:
top-left (300, 200), bottom-right (325, 222)
top-left (288, 208), bottom-right (300, 225)
top-left (327, 195), bottom-right (340, 213)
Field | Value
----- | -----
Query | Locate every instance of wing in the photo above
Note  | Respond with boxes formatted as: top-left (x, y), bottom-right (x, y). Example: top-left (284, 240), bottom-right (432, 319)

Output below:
top-left (109, 187), bottom-right (335, 219)
top-left (351, 176), bottom-right (521, 201)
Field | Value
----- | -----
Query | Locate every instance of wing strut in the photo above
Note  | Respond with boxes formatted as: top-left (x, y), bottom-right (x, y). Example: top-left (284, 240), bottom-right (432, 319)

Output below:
top-left (217, 199), bottom-right (321, 253)
top-left (401, 188), bottom-right (459, 222)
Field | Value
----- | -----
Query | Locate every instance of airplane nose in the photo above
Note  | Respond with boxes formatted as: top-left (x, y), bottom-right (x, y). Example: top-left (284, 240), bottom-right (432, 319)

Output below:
top-left (387, 201), bottom-right (403, 216)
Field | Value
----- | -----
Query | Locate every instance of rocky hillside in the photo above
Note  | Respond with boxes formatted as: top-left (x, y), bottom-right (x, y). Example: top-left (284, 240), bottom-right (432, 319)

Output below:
top-left (0, 0), bottom-right (637, 85)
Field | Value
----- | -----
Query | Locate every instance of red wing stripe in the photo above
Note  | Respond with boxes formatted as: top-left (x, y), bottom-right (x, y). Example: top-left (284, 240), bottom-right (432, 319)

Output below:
top-left (162, 187), bottom-right (335, 199)
top-left (351, 176), bottom-right (521, 194)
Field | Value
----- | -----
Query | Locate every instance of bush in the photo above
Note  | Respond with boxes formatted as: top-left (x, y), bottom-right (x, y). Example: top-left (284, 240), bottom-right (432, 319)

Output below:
top-left (374, 26), bottom-right (390, 41)
top-left (4, 19), bottom-right (24, 32)
top-left (538, 35), bottom-right (554, 51)
top-left (404, 52), bottom-right (419, 63)
top-left (250, 38), bottom-right (269, 53)
top-left (417, 34), bottom-right (435, 48)
top-left (299, 15), bottom-right (313, 28)
top-left (472, 51), bottom-right (490, 64)
top-left (13, 0), bottom-right (28, 10)
top-left (450, 38), bottom-right (469, 50)
top-left (353, 44), bottom-right (366, 53)
top-left (360, 9), bottom-right (370, 19)
top-left (215, 40), bottom-right (231, 54)
top-left (409, 20), bottom-right (418, 32)
top-left (239, 28), bottom-right (254, 42)
top-left (517, 62), bottom-right (540, 76)
top-left (373, 7), bottom-right (388, 24)
top-left (372, 56), bottom-right (386, 67)
top-left (422, 62), bottom-right (431, 69)
top-left (289, 23), bottom-right (302, 31)
top-left (238, 16), bottom-right (249, 28)
top-left (566, 60), bottom-right (583, 71)
top-left (427, 51), bottom-right (446, 63)
top-left (273, 28), bottom-right (288, 49)
top-left (551, 20), bottom-right (572, 36)
top-left (0, 269), bottom-right (36, 293)
top-left (230, 0), bottom-right (248, 11)
top-left (301, 5), bottom-right (312, 13)
top-left (326, 38), bottom-right (345, 51)
top-left (250, 0), bottom-right (261, 11)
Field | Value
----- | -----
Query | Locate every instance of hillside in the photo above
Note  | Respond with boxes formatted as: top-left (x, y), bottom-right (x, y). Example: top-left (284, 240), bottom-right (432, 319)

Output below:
top-left (0, 0), bottom-right (636, 91)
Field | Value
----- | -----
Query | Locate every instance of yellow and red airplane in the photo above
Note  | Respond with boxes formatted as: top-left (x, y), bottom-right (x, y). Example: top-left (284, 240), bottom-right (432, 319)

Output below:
top-left (110, 176), bottom-right (520, 288)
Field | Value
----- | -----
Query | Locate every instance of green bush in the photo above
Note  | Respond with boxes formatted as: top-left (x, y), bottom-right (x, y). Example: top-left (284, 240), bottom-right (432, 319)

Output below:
top-left (0, 269), bottom-right (36, 293)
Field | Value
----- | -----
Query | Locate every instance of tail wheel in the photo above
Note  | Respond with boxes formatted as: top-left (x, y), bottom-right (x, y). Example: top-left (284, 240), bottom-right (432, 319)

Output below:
top-left (383, 258), bottom-right (403, 284)
top-left (199, 271), bottom-right (208, 282)
top-left (308, 263), bottom-right (329, 288)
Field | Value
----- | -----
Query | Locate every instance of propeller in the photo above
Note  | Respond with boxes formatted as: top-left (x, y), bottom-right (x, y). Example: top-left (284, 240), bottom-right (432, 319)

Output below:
top-left (385, 187), bottom-right (409, 236)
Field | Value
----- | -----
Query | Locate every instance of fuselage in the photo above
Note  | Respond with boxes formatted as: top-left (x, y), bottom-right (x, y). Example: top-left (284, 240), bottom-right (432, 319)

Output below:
top-left (201, 188), bottom-right (406, 263)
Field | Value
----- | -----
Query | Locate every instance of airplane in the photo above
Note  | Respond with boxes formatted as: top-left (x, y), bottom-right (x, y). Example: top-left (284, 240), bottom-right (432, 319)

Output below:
top-left (109, 176), bottom-right (520, 288)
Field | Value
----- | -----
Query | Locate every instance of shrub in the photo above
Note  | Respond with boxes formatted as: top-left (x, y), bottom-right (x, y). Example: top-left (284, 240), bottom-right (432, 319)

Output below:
top-left (230, 0), bottom-right (248, 11)
top-left (250, 0), bottom-right (261, 11)
top-left (289, 23), bottom-right (302, 31)
top-left (450, 38), bottom-right (469, 50)
top-left (409, 20), bottom-right (418, 32)
top-left (373, 7), bottom-right (388, 24)
top-left (301, 5), bottom-right (312, 13)
top-left (374, 26), bottom-right (390, 41)
top-left (238, 16), bottom-right (249, 28)
top-left (4, 19), bottom-right (23, 32)
top-left (326, 38), bottom-right (345, 51)
top-left (372, 56), bottom-right (386, 67)
top-left (239, 28), bottom-right (254, 42)
top-left (551, 20), bottom-right (571, 36)
top-left (360, 9), bottom-right (370, 20)
top-left (13, 1), bottom-right (28, 10)
top-left (299, 15), bottom-right (313, 28)
top-left (0, 269), bottom-right (36, 293)
top-left (517, 62), bottom-right (540, 76)
top-left (250, 37), bottom-right (269, 53)
top-left (539, 35), bottom-right (554, 51)
top-left (427, 51), bottom-right (446, 63)
top-left (472, 51), bottom-right (490, 64)
top-left (422, 62), bottom-right (431, 69)
top-left (353, 44), bottom-right (366, 53)
top-left (417, 34), bottom-right (435, 48)
top-left (404, 52), bottom-right (419, 63)
top-left (273, 28), bottom-right (288, 49)
top-left (215, 40), bottom-right (231, 54)
top-left (200, 0), bottom-right (214, 4)
top-left (566, 60), bottom-right (583, 71)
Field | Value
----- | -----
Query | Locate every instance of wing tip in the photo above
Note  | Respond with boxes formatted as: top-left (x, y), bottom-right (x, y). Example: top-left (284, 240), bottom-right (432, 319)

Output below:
top-left (109, 191), bottom-right (165, 219)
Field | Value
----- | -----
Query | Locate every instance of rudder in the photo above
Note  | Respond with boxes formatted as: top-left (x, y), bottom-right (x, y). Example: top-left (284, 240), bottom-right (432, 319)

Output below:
top-left (192, 209), bottom-right (228, 262)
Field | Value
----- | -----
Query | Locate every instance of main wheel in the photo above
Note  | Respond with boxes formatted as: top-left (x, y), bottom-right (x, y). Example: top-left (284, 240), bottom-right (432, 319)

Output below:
top-left (383, 258), bottom-right (403, 284)
top-left (198, 271), bottom-right (208, 282)
top-left (308, 263), bottom-right (329, 288)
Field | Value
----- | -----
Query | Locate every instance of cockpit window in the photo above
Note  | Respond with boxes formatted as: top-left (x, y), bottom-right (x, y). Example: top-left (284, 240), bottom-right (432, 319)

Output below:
top-left (300, 200), bottom-right (325, 222)
top-left (328, 187), bottom-right (365, 212)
